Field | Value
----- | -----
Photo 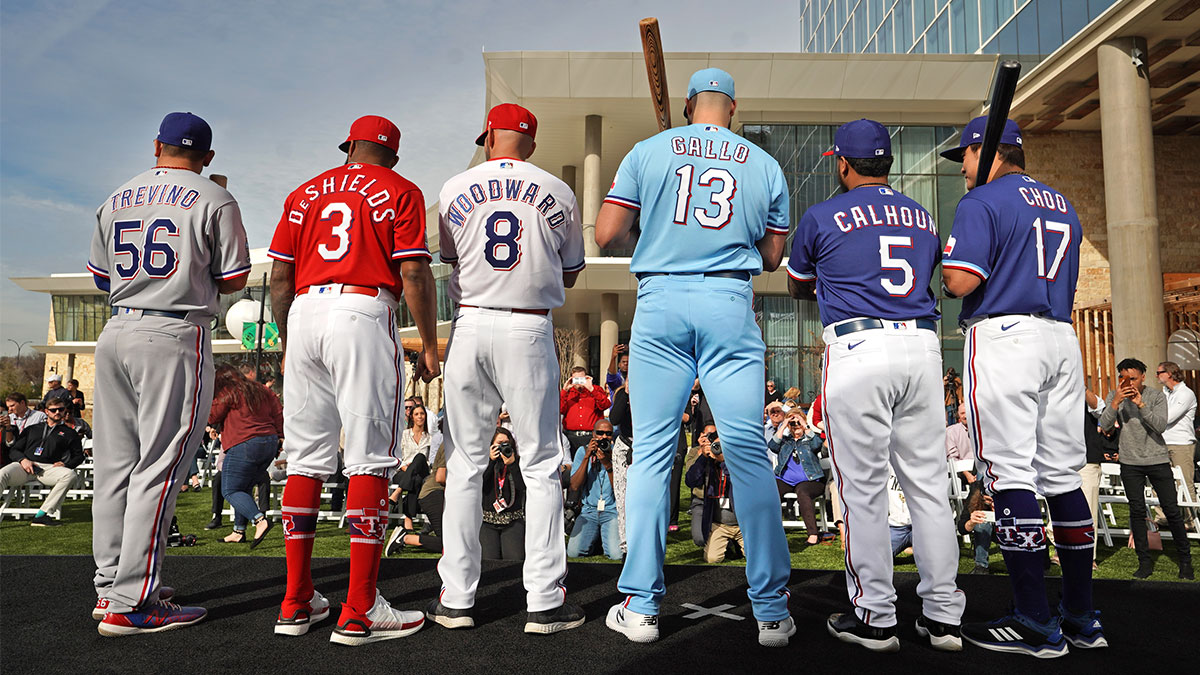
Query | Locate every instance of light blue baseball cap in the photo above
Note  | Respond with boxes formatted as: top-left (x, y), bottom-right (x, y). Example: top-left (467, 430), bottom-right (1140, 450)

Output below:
top-left (687, 68), bottom-right (735, 101)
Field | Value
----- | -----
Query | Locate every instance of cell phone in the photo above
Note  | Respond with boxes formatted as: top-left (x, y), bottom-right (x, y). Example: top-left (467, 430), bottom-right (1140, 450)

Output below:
top-left (572, 377), bottom-right (587, 385)
top-left (981, 511), bottom-right (996, 523)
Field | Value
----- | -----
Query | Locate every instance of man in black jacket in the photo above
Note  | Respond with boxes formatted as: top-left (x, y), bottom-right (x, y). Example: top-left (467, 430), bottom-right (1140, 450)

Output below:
top-left (0, 400), bottom-right (85, 526)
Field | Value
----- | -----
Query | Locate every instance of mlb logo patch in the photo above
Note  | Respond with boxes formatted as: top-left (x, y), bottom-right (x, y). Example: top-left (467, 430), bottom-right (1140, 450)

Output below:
top-left (875, 148), bottom-right (884, 156)
top-left (944, 236), bottom-right (957, 256)
top-left (181, 138), bottom-right (193, 146)
top-left (519, 122), bottom-right (529, 129)
top-left (378, 134), bottom-right (388, 142)
top-left (500, 161), bottom-right (513, 168)
top-left (709, 80), bottom-right (719, 86)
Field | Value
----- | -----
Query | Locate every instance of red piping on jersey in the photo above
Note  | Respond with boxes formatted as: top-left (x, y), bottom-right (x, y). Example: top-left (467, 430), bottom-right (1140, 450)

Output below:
top-left (487, 157), bottom-right (523, 162)
top-left (822, 345), bottom-right (868, 624)
top-left (384, 307), bottom-right (402, 467)
top-left (966, 326), bottom-right (999, 489)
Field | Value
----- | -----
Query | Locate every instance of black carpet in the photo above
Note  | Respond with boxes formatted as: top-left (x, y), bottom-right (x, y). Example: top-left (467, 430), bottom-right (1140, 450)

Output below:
top-left (1, 555), bottom-right (1192, 673)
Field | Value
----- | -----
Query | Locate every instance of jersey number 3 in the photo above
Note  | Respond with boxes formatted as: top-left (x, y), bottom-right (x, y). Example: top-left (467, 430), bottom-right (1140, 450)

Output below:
top-left (318, 203), bottom-right (353, 261)
top-left (485, 211), bottom-right (522, 271)
top-left (114, 219), bottom-right (179, 280)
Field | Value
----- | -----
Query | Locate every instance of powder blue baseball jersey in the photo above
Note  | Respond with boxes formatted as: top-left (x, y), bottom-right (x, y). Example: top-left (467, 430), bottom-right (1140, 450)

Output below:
top-left (605, 124), bottom-right (789, 274)
top-left (942, 173), bottom-right (1081, 323)
top-left (787, 185), bottom-right (941, 325)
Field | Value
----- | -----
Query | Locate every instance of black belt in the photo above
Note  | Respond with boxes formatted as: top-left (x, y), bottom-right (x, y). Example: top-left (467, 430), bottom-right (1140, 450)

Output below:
top-left (112, 308), bottom-right (188, 320)
top-left (635, 271), bottom-right (750, 281)
top-left (834, 318), bottom-right (937, 337)
top-left (565, 430), bottom-right (592, 436)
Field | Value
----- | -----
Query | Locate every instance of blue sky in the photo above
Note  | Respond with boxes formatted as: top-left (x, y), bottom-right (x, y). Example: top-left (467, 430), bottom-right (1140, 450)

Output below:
top-left (0, 0), bottom-right (801, 354)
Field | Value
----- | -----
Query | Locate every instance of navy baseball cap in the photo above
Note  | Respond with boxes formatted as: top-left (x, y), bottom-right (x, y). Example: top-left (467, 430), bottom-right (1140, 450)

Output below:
top-left (940, 115), bottom-right (1023, 162)
top-left (822, 119), bottom-right (891, 158)
top-left (157, 112), bottom-right (212, 153)
top-left (687, 67), bottom-right (735, 100)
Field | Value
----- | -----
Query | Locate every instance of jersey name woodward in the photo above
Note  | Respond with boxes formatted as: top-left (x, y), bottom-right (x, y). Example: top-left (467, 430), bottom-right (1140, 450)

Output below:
top-left (942, 174), bottom-right (1081, 323)
top-left (88, 167), bottom-right (251, 320)
top-left (438, 159), bottom-right (584, 310)
top-left (606, 124), bottom-right (789, 275)
top-left (788, 186), bottom-right (940, 325)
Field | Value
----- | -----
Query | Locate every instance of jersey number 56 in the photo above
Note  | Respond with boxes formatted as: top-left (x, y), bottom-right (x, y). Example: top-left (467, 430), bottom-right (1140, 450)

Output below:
top-left (114, 219), bottom-right (179, 280)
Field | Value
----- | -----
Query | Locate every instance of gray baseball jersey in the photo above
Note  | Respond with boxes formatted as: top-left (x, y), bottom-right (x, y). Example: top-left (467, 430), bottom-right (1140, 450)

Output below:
top-left (88, 167), bottom-right (251, 319)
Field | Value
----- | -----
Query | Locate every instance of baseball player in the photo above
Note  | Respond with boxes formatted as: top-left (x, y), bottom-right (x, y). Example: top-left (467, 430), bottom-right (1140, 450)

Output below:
top-left (786, 119), bottom-right (965, 653)
top-left (268, 115), bottom-right (440, 645)
top-left (88, 112), bottom-right (251, 636)
top-left (941, 117), bottom-right (1101, 657)
top-left (596, 68), bottom-right (794, 647)
top-left (427, 103), bottom-right (587, 633)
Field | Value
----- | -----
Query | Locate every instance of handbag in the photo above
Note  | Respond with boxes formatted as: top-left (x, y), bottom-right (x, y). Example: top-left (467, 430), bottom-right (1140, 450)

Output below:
top-left (1127, 519), bottom-right (1163, 550)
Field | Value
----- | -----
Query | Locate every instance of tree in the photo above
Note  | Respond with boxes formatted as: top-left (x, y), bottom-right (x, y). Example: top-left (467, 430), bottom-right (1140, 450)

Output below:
top-left (0, 353), bottom-right (46, 400)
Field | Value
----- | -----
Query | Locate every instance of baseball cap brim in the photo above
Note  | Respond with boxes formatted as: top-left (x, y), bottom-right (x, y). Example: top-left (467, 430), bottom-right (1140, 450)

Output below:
top-left (822, 150), bottom-right (836, 156)
top-left (474, 131), bottom-right (488, 146)
top-left (940, 146), bottom-right (967, 162)
top-left (338, 140), bottom-right (351, 153)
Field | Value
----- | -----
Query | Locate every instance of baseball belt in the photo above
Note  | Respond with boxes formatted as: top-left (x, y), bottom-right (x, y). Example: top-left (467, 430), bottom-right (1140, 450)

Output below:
top-left (635, 270), bottom-right (751, 281)
top-left (458, 304), bottom-right (549, 315)
top-left (111, 307), bottom-right (187, 320)
top-left (833, 318), bottom-right (937, 337)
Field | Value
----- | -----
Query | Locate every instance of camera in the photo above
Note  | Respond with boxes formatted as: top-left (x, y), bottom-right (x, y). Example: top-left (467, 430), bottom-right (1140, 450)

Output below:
top-left (706, 431), bottom-right (722, 455)
top-left (572, 377), bottom-right (587, 386)
top-left (595, 437), bottom-right (610, 452)
top-left (496, 440), bottom-right (515, 458)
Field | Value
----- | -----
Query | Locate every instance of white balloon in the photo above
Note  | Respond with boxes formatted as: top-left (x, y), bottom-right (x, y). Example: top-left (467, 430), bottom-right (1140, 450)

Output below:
top-left (225, 299), bottom-right (273, 341)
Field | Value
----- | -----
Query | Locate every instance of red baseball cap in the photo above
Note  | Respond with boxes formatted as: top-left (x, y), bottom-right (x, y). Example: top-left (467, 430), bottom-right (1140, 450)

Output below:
top-left (475, 104), bottom-right (537, 146)
top-left (339, 115), bottom-right (401, 154)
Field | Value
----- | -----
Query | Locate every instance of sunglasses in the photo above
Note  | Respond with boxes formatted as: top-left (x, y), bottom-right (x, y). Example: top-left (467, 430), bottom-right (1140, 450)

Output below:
top-left (1156, 371), bottom-right (1166, 375)
top-left (768, 409), bottom-right (784, 415)
top-left (594, 431), bottom-right (613, 437)
top-left (47, 407), bottom-right (66, 413)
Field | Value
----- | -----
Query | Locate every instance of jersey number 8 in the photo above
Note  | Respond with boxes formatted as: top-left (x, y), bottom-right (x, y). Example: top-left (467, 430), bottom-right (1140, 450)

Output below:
top-left (114, 218), bottom-right (179, 280)
top-left (485, 210), bottom-right (523, 271)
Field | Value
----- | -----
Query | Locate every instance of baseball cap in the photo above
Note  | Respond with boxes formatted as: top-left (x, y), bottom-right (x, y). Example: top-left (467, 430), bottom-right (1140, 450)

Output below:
top-left (339, 115), bottom-right (401, 154)
top-left (687, 67), bottom-right (735, 101)
top-left (47, 374), bottom-right (62, 382)
top-left (822, 119), bottom-right (891, 158)
top-left (940, 115), bottom-right (1023, 162)
top-left (157, 112), bottom-right (212, 153)
top-left (475, 104), bottom-right (538, 146)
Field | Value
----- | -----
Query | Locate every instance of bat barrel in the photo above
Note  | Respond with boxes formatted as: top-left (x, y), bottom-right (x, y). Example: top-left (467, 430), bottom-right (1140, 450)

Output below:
top-left (974, 60), bottom-right (1021, 188)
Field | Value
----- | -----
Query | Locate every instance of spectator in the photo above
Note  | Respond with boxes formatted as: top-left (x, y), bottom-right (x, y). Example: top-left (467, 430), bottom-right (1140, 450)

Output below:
top-left (64, 412), bottom-right (92, 440)
top-left (480, 428), bottom-right (525, 561)
top-left (389, 404), bottom-right (432, 536)
top-left (610, 382), bottom-right (631, 446)
top-left (497, 404), bottom-right (513, 432)
top-left (886, 468), bottom-right (914, 558)
top-left (944, 403), bottom-right (975, 484)
top-left (4, 393), bottom-right (47, 458)
top-left (765, 380), bottom-right (783, 406)
top-left (387, 437), bottom-right (447, 555)
top-left (685, 382), bottom-right (714, 443)
top-left (606, 343), bottom-right (629, 396)
top-left (208, 364), bottom-right (282, 548)
top-left (685, 425), bottom-right (714, 548)
top-left (64, 379), bottom-right (85, 418)
top-left (560, 366), bottom-right (610, 454)
top-left (42, 373), bottom-right (72, 408)
top-left (764, 402), bottom-right (786, 447)
top-left (203, 427), bottom-right (226, 530)
top-left (1157, 361), bottom-right (1197, 502)
top-left (956, 482), bottom-right (996, 574)
top-left (768, 410), bottom-right (826, 545)
top-left (1080, 390), bottom-right (1117, 567)
top-left (686, 425), bottom-right (744, 564)
top-left (943, 367), bottom-right (963, 425)
top-left (567, 420), bottom-right (622, 560)
top-left (1099, 358), bottom-right (1192, 579)
top-left (0, 399), bottom-right (84, 526)
top-left (781, 387), bottom-right (801, 411)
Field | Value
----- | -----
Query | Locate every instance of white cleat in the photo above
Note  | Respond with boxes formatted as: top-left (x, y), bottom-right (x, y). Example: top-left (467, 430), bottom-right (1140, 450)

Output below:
top-left (275, 590), bottom-right (332, 636)
top-left (606, 602), bottom-right (659, 643)
top-left (330, 590), bottom-right (424, 646)
top-left (758, 615), bottom-right (797, 647)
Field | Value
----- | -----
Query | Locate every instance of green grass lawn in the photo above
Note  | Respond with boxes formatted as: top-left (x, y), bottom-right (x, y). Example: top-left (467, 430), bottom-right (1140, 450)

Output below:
top-left (1, 484), bottom-right (1195, 584)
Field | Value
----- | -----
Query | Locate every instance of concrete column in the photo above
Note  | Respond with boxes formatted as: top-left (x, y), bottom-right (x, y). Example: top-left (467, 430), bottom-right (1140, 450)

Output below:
top-left (582, 115), bottom-right (603, 257)
top-left (600, 293), bottom-right (619, 383)
top-left (562, 165), bottom-right (577, 199)
top-left (572, 312), bottom-right (590, 371)
top-left (1097, 37), bottom-right (1166, 368)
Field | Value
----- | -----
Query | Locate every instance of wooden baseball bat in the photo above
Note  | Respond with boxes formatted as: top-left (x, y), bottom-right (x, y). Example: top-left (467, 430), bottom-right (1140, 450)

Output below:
top-left (209, 174), bottom-right (228, 188)
top-left (639, 17), bottom-right (671, 132)
top-left (974, 60), bottom-right (1022, 188)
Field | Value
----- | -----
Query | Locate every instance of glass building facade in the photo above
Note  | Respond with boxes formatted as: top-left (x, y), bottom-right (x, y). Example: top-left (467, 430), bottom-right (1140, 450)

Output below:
top-left (741, 123), bottom-right (968, 396)
top-left (799, 0), bottom-right (1117, 71)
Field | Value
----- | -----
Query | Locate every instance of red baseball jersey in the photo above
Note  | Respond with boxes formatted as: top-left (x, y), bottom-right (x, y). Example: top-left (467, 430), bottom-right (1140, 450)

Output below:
top-left (268, 162), bottom-right (430, 296)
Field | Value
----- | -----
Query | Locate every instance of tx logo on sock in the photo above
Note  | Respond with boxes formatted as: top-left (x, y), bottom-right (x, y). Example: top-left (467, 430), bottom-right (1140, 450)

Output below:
top-left (347, 508), bottom-right (386, 540)
top-left (996, 517), bottom-right (1047, 550)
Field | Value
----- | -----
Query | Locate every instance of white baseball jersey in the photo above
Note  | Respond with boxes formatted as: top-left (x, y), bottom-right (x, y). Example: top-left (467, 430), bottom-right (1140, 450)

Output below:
top-left (88, 167), bottom-right (251, 320)
top-left (438, 159), bottom-right (585, 309)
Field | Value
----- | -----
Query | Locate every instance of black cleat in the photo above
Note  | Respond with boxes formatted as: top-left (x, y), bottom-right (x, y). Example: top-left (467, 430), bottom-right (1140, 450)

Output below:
top-left (826, 612), bottom-right (899, 652)
top-left (525, 602), bottom-right (585, 634)
top-left (962, 613), bottom-right (1068, 658)
top-left (425, 599), bottom-right (474, 629)
top-left (915, 615), bottom-right (962, 651)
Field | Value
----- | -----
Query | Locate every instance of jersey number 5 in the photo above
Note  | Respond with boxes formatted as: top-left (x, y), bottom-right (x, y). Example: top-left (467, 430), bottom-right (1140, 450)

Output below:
top-left (879, 235), bottom-right (915, 297)
top-left (673, 166), bottom-right (736, 229)
top-left (485, 210), bottom-right (523, 271)
top-left (114, 219), bottom-right (179, 280)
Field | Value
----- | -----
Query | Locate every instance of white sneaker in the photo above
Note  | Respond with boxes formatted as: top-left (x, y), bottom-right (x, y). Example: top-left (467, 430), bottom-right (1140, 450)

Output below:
top-left (330, 590), bottom-right (424, 646)
top-left (758, 615), bottom-right (796, 647)
top-left (606, 602), bottom-right (659, 643)
top-left (275, 590), bottom-right (332, 636)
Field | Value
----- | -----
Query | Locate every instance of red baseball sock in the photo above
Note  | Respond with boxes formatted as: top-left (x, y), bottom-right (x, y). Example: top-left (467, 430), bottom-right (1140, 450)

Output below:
top-left (344, 474), bottom-right (388, 617)
top-left (281, 475), bottom-right (322, 615)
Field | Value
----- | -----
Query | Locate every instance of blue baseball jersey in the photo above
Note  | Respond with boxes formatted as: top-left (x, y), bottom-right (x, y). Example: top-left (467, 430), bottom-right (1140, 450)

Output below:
top-left (787, 185), bottom-right (941, 325)
top-left (942, 173), bottom-right (1081, 323)
top-left (606, 124), bottom-right (789, 274)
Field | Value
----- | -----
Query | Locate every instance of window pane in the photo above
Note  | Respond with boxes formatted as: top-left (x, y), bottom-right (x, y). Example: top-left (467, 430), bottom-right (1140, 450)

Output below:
top-left (1037, 0), bottom-right (1063, 55)
top-left (1017, 0), bottom-right (1039, 56)
top-left (1061, 0), bottom-right (1089, 38)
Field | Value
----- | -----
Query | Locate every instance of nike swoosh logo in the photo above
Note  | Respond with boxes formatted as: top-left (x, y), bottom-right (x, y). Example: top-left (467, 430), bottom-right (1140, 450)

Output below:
top-left (1001, 322), bottom-right (1019, 331)
top-left (848, 341), bottom-right (865, 350)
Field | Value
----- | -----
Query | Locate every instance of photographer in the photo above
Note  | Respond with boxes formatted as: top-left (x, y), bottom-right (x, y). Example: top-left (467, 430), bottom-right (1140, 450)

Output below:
top-left (767, 410), bottom-right (826, 545)
top-left (567, 420), bottom-right (622, 560)
top-left (956, 482), bottom-right (997, 575)
top-left (480, 428), bottom-right (526, 561)
top-left (606, 343), bottom-right (629, 396)
top-left (560, 366), bottom-right (611, 454)
top-left (943, 367), bottom-right (963, 426)
top-left (685, 425), bottom-right (743, 564)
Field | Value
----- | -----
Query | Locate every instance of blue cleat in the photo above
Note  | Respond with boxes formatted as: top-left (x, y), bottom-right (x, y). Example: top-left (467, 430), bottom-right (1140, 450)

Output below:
top-left (961, 612), bottom-right (1069, 658)
top-left (1059, 605), bottom-right (1107, 649)
top-left (98, 600), bottom-right (206, 637)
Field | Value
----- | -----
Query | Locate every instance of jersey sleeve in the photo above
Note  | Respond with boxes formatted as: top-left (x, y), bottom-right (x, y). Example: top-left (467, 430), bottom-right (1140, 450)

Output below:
top-left (785, 210), bottom-right (818, 281)
top-left (87, 204), bottom-right (111, 280)
top-left (392, 188), bottom-right (432, 262)
top-left (436, 190), bottom-right (458, 265)
top-left (209, 201), bottom-right (252, 280)
top-left (764, 162), bottom-right (790, 235)
top-left (942, 197), bottom-right (995, 280)
top-left (559, 193), bottom-right (586, 273)
top-left (603, 145), bottom-right (641, 211)
top-left (267, 192), bottom-right (296, 263)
